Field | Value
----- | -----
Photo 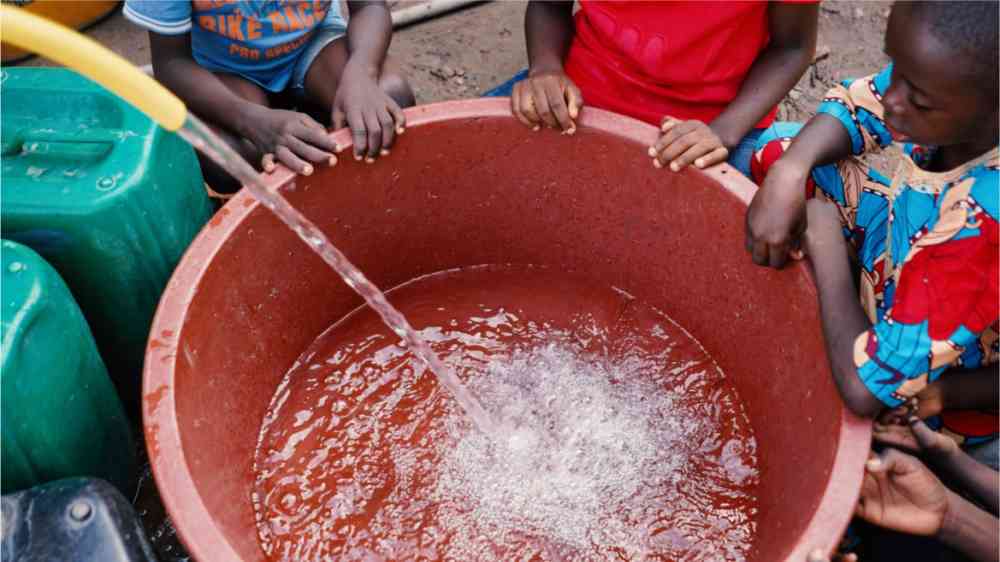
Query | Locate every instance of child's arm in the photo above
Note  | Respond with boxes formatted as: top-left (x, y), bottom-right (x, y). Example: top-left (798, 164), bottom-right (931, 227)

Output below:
top-left (874, 418), bottom-right (999, 514)
top-left (510, 0), bottom-right (582, 133)
top-left (149, 33), bottom-right (337, 174)
top-left (651, 2), bottom-right (818, 171)
top-left (881, 366), bottom-right (999, 424)
top-left (917, 365), bottom-right (1000, 418)
top-left (800, 171), bottom-right (997, 420)
top-left (744, 114), bottom-right (851, 268)
top-left (801, 199), bottom-right (884, 418)
top-left (935, 367), bottom-right (998, 412)
top-left (746, 65), bottom-right (895, 268)
top-left (939, 493), bottom-right (1000, 562)
top-left (332, 1), bottom-right (405, 161)
top-left (860, 448), bottom-right (999, 562)
top-left (937, 451), bottom-right (1000, 515)
top-left (713, 2), bottom-right (819, 147)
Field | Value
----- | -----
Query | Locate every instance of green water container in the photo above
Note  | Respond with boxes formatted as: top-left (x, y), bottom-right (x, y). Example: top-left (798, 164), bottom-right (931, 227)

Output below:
top-left (0, 68), bottom-right (212, 409)
top-left (1, 240), bottom-right (135, 495)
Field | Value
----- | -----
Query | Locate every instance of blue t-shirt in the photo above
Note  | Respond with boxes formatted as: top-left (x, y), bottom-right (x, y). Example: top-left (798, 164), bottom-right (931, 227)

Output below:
top-left (124, 0), bottom-right (346, 92)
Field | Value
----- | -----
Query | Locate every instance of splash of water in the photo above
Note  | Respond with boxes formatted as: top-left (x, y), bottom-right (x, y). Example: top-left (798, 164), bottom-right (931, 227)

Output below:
top-left (176, 115), bottom-right (496, 435)
top-left (435, 344), bottom-right (696, 555)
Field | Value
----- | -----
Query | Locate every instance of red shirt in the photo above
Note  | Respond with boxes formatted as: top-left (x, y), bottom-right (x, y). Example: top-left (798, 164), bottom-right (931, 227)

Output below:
top-left (564, 1), bottom-right (785, 128)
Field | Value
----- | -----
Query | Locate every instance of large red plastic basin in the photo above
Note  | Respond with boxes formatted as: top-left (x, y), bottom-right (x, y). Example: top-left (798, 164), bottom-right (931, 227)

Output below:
top-left (144, 99), bottom-right (870, 562)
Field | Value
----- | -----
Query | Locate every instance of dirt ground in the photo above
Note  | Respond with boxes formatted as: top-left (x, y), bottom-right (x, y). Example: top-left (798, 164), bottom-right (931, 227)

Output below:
top-left (13, 2), bottom-right (892, 560)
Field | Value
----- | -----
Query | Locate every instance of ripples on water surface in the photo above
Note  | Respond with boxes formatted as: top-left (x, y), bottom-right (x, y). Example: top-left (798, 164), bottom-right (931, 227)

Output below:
top-left (252, 265), bottom-right (759, 562)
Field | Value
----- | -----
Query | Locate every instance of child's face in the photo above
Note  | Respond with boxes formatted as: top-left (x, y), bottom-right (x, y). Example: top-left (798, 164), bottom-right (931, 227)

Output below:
top-left (882, 3), bottom-right (997, 148)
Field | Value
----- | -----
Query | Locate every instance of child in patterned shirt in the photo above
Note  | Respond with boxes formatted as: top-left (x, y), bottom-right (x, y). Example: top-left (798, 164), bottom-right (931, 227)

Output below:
top-left (746, 2), bottom-right (997, 560)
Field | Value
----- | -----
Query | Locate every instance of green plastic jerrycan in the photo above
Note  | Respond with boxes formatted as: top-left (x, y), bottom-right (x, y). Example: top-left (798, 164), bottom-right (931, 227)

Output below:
top-left (0, 68), bottom-right (212, 410)
top-left (1, 240), bottom-right (136, 495)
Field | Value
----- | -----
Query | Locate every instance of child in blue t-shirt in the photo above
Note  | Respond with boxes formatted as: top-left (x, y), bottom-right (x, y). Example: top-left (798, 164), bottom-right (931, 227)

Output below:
top-left (125, 0), bottom-right (414, 191)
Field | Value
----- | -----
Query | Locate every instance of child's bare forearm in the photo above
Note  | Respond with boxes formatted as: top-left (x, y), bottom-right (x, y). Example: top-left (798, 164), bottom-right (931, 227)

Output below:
top-left (525, 0), bottom-right (575, 73)
top-left (345, 1), bottom-right (392, 75)
top-left (149, 32), bottom-right (258, 136)
top-left (930, 447), bottom-right (999, 514)
top-left (710, 2), bottom-right (818, 148)
top-left (710, 44), bottom-right (810, 148)
top-left (939, 490), bottom-right (1000, 561)
top-left (774, 114), bottom-right (854, 177)
top-left (807, 234), bottom-right (883, 418)
top-left (941, 366), bottom-right (1000, 411)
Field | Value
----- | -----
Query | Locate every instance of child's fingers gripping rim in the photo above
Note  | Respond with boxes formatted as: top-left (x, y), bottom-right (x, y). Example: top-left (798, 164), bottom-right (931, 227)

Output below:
top-left (332, 106), bottom-right (348, 131)
top-left (294, 121), bottom-right (339, 154)
top-left (659, 115), bottom-right (679, 131)
top-left (670, 140), bottom-right (723, 171)
top-left (789, 220), bottom-right (808, 260)
top-left (694, 146), bottom-right (729, 169)
top-left (363, 110), bottom-right (384, 161)
top-left (542, 83), bottom-right (574, 131)
top-left (377, 106), bottom-right (396, 153)
top-left (767, 243), bottom-right (790, 269)
top-left (649, 121), bottom-right (696, 159)
top-left (284, 136), bottom-right (334, 167)
top-left (510, 85), bottom-right (535, 129)
top-left (522, 94), bottom-right (542, 131)
top-left (348, 108), bottom-right (368, 160)
top-left (653, 131), bottom-right (700, 169)
top-left (275, 145), bottom-right (312, 175)
top-left (262, 153), bottom-right (276, 172)
top-left (750, 239), bottom-right (771, 267)
top-left (528, 80), bottom-right (559, 129)
top-left (566, 82), bottom-right (583, 121)
top-left (387, 99), bottom-right (406, 135)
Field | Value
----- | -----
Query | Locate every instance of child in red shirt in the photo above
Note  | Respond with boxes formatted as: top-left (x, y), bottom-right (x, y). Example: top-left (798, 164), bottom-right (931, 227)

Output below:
top-left (511, 1), bottom-right (817, 178)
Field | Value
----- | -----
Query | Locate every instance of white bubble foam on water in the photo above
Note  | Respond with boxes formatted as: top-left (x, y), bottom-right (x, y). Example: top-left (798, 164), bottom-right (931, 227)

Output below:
top-left (433, 344), bottom-right (705, 558)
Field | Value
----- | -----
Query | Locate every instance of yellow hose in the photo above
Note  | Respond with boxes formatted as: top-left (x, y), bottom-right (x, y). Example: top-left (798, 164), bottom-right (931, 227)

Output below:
top-left (0, 4), bottom-right (187, 131)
